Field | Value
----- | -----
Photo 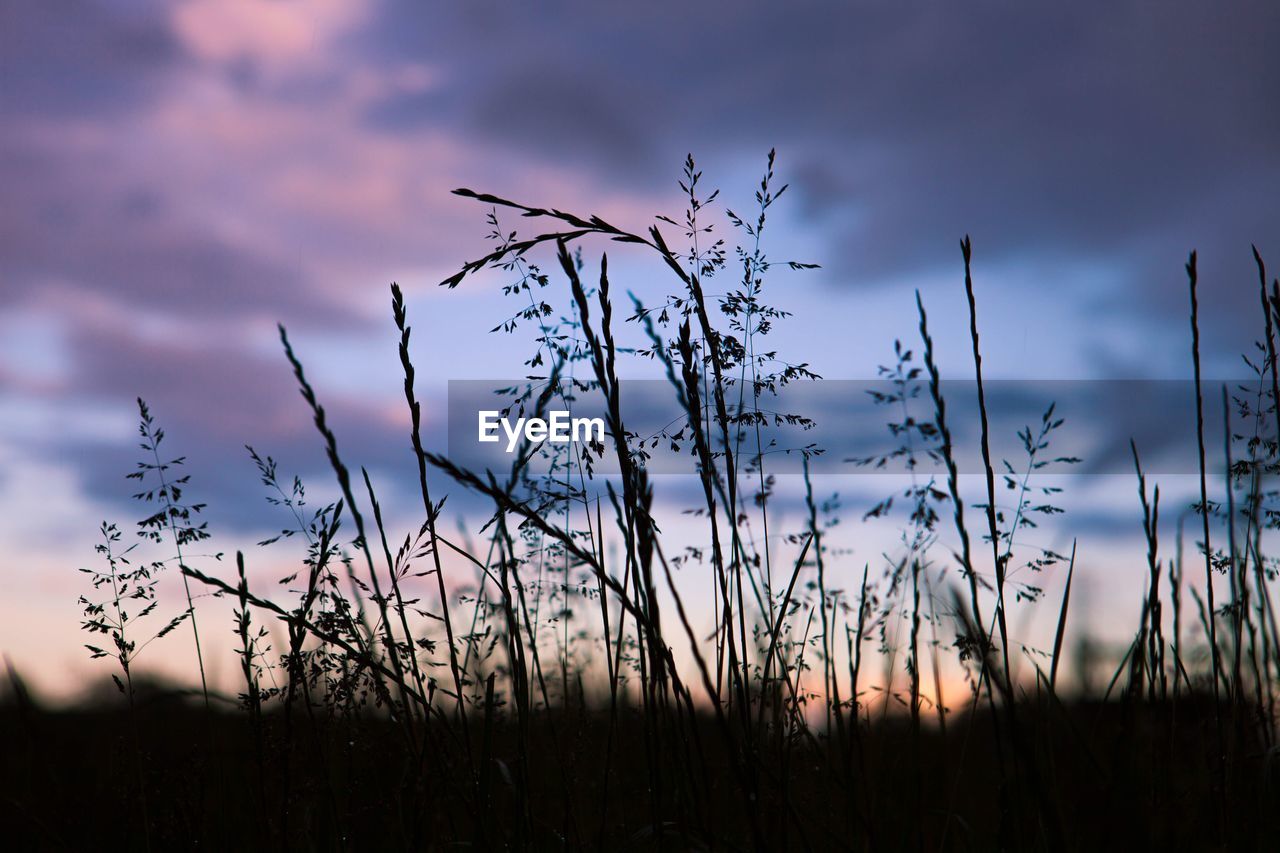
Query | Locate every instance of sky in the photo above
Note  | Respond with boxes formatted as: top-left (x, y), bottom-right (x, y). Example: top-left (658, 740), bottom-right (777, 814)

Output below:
top-left (2, 0), bottom-right (1278, 700)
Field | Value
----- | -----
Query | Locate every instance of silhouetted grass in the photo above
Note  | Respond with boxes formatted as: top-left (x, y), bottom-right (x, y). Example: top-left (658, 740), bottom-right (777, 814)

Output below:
top-left (4, 153), bottom-right (1280, 850)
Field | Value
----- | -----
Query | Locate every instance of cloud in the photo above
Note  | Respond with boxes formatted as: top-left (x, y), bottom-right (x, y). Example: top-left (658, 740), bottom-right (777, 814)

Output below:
top-left (0, 0), bottom-right (183, 120)
top-left (3, 0), bottom-right (1278, 604)
top-left (43, 313), bottom-right (431, 533)
top-left (357, 1), bottom-right (1279, 340)
top-left (171, 0), bottom-right (371, 73)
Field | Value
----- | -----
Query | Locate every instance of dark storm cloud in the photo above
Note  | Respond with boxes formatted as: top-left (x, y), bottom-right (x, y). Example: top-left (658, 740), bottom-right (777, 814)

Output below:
top-left (363, 0), bottom-right (1279, 333)
top-left (466, 66), bottom-right (655, 173)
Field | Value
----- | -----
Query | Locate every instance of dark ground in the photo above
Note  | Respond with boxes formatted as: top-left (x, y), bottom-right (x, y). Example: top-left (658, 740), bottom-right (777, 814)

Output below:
top-left (2, 676), bottom-right (1277, 851)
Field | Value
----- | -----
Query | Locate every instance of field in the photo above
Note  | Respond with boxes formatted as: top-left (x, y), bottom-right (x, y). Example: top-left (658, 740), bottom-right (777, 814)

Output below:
top-left (4, 157), bottom-right (1279, 851)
